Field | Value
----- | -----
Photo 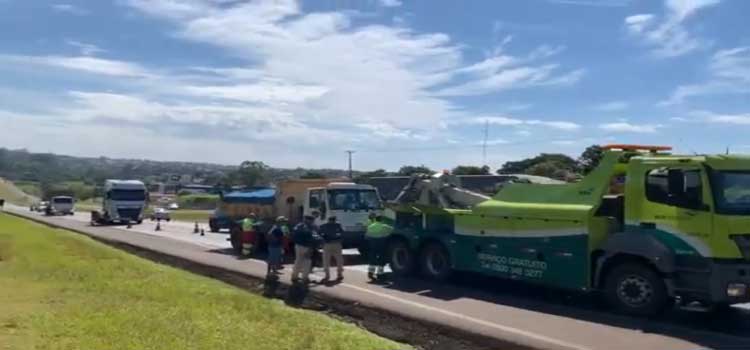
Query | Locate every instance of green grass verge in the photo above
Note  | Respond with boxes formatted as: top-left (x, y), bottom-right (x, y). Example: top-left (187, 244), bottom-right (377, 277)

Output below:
top-left (75, 197), bottom-right (102, 211)
top-left (170, 209), bottom-right (213, 223)
top-left (0, 214), bottom-right (406, 350)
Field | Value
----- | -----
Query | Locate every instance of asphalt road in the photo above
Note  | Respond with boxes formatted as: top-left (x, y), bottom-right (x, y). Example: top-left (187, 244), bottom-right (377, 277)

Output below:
top-left (5, 204), bottom-right (750, 350)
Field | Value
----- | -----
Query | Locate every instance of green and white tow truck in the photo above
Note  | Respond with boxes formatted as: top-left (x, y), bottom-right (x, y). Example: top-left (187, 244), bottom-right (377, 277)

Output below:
top-left (384, 145), bottom-right (750, 315)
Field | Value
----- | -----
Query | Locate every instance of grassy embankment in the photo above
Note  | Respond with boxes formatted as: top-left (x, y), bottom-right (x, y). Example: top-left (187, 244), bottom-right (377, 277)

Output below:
top-left (0, 179), bottom-right (37, 206)
top-left (0, 213), bottom-right (406, 350)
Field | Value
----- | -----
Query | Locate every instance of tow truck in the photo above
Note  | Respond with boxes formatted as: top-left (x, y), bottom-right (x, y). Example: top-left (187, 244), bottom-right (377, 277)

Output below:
top-left (384, 145), bottom-right (750, 315)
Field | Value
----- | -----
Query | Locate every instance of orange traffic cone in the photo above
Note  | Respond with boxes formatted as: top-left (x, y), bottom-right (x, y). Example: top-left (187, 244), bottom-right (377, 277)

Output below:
top-left (155, 220), bottom-right (161, 231)
top-left (194, 222), bottom-right (199, 234)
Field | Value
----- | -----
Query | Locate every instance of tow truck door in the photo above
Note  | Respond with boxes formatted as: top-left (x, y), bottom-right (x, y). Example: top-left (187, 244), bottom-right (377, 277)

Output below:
top-left (641, 167), bottom-right (712, 257)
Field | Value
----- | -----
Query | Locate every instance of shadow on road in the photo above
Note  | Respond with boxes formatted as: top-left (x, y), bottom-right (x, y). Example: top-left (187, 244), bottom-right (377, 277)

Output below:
top-left (377, 271), bottom-right (750, 349)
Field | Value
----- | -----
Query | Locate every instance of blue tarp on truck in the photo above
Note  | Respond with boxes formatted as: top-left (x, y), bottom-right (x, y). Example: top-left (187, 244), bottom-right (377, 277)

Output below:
top-left (220, 188), bottom-right (276, 204)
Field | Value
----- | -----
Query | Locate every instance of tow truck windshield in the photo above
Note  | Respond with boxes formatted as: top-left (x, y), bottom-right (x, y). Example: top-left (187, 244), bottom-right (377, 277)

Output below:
top-left (711, 171), bottom-right (750, 215)
top-left (327, 189), bottom-right (382, 211)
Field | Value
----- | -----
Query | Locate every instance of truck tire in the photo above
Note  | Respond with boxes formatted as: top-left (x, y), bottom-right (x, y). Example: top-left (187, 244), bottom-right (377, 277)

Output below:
top-left (388, 239), bottom-right (415, 277)
top-left (210, 224), bottom-right (219, 233)
top-left (230, 228), bottom-right (242, 255)
top-left (604, 262), bottom-right (670, 316)
top-left (419, 243), bottom-right (452, 281)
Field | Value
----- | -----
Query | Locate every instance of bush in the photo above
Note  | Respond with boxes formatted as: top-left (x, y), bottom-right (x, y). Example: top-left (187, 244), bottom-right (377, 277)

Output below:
top-left (177, 194), bottom-right (219, 209)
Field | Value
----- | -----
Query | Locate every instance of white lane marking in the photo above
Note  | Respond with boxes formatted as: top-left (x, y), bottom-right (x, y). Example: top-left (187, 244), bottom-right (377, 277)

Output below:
top-left (339, 283), bottom-right (591, 350)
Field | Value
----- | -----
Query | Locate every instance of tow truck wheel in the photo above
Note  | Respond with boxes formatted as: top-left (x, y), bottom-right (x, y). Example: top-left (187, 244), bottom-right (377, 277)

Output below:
top-left (604, 262), bottom-right (669, 316)
top-left (388, 239), bottom-right (415, 277)
top-left (209, 224), bottom-right (219, 233)
top-left (419, 243), bottom-right (452, 281)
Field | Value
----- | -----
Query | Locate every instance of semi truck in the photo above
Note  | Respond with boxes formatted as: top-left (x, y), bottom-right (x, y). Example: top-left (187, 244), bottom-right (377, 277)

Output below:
top-left (90, 180), bottom-right (148, 225)
top-left (209, 179), bottom-right (383, 253)
top-left (383, 145), bottom-right (750, 316)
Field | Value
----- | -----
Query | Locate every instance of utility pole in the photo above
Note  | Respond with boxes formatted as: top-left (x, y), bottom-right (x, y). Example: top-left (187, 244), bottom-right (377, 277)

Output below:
top-left (482, 120), bottom-right (489, 165)
top-left (346, 150), bottom-right (355, 179)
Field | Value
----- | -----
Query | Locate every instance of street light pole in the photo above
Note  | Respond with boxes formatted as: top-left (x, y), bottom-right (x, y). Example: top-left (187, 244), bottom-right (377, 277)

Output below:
top-left (346, 150), bottom-right (355, 179)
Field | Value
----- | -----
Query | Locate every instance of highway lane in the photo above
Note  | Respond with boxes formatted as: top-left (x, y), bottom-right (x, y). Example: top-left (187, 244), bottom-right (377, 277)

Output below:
top-left (6, 204), bottom-right (750, 350)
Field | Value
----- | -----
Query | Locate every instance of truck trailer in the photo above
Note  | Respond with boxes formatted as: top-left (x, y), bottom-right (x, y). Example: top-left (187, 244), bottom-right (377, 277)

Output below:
top-left (383, 145), bottom-right (750, 316)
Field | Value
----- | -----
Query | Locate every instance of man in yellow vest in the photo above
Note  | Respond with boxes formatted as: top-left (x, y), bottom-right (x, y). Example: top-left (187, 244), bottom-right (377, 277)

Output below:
top-left (365, 215), bottom-right (393, 281)
top-left (241, 212), bottom-right (257, 256)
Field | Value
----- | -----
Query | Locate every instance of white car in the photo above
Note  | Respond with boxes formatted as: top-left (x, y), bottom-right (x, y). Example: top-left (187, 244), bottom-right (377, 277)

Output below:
top-left (149, 207), bottom-right (171, 221)
top-left (168, 203), bottom-right (179, 210)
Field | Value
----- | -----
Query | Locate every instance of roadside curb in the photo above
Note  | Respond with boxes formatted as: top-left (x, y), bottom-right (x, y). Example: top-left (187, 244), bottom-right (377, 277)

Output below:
top-left (5, 211), bottom-right (552, 350)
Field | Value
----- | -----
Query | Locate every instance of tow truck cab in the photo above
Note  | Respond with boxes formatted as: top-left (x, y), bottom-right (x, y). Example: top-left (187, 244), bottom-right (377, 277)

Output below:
top-left (607, 152), bottom-right (750, 308)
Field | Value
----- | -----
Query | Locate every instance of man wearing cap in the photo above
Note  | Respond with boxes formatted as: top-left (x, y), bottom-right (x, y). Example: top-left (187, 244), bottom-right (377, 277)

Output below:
top-left (266, 216), bottom-right (288, 275)
top-left (291, 215), bottom-right (317, 284)
top-left (319, 216), bottom-right (345, 282)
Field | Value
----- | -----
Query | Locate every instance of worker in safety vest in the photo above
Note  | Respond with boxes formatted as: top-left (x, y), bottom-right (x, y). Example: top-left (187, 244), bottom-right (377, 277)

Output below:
top-left (241, 212), bottom-right (257, 256)
top-left (365, 215), bottom-right (393, 281)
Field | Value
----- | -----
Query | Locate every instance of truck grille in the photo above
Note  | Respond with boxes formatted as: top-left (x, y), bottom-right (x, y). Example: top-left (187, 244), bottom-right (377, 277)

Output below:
top-left (117, 208), bottom-right (141, 221)
top-left (731, 235), bottom-right (750, 261)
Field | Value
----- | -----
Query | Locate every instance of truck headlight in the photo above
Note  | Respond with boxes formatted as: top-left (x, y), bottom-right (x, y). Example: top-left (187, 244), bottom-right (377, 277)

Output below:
top-left (727, 283), bottom-right (747, 297)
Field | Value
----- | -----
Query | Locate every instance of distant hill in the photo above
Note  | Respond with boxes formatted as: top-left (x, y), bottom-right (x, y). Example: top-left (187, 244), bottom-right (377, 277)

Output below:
top-left (0, 148), bottom-right (355, 187)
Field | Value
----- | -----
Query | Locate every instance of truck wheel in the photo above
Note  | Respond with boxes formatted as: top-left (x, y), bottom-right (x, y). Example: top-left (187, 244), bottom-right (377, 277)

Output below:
top-left (230, 229), bottom-right (242, 255)
top-left (604, 262), bottom-right (670, 316)
top-left (389, 240), bottom-right (415, 277)
top-left (419, 243), bottom-right (452, 281)
top-left (210, 224), bottom-right (219, 233)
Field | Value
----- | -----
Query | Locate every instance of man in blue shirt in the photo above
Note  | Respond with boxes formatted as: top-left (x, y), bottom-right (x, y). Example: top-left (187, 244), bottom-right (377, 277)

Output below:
top-left (291, 215), bottom-right (318, 284)
top-left (319, 216), bottom-right (345, 282)
top-left (266, 216), bottom-right (288, 275)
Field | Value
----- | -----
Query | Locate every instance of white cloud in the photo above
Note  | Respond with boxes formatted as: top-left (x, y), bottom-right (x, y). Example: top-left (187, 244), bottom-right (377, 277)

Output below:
top-left (593, 101), bottom-right (629, 111)
top-left (599, 122), bottom-right (663, 133)
top-left (121, 0), bottom-right (581, 131)
top-left (547, 0), bottom-right (632, 6)
top-left (624, 0), bottom-right (720, 58)
top-left (0, 0), bottom-right (587, 169)
top-left (379, 0), bottom-right (403, 7)
top-left (0, 55), bottom-right (152, 78)
top-left (65, 40), bottom-right (105, 56)
top-left (51, 3), bottom-right (89, 15)
top-left (662, 47), bottom-right (750, 104)
top-left (703, 112), bottom-right (750, 125)
top-left (462, 116), bottom-right (581, 130)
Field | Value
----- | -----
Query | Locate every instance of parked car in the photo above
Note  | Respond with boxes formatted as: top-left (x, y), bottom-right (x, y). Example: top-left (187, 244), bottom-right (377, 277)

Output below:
top-left (168, 203), bottom-right (179, 210)
top-left (35, 201), bottom-right (49, 213)
top-left (149, 207), bottom-right (171, 221)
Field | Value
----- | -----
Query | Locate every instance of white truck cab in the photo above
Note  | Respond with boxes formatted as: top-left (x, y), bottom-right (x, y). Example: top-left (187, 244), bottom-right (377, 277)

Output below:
top-left (97, 180), bottom-right (148, 224)
top-left (304, 182), bottom-right (383, 247)
top-left (49, 196), bottom-right (75, 215)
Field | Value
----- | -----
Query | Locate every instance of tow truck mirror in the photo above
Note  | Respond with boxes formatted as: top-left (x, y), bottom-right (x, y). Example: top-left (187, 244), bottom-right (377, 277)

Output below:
top-left (667, 169), bottom-right (685, 197)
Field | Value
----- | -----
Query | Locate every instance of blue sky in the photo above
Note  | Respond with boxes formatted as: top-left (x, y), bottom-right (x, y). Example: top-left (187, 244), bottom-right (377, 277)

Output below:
top-left (1, 0), bottom-right (749, 170)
